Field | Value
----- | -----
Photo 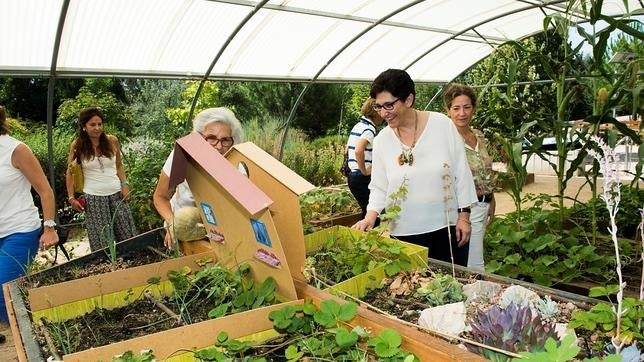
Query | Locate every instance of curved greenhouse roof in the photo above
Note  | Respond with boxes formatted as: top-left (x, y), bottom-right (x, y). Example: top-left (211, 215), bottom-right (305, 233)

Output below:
top-left (1, 0), bottom-right (640, 84)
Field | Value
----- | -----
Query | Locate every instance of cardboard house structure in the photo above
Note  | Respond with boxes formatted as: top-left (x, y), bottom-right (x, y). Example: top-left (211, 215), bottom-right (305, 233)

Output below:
top-left (169, 133), bottom-right (297, 300)
top-left (226, 142), bottom-right (315, 281)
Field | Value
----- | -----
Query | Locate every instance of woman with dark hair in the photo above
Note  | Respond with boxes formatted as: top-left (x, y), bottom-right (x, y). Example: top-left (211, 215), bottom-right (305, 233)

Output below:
top-left (353, 69), bottom-right (477, 266)
top-left (0, 106), bottom-right (58, 330)
top-left (444, 83), bottom-right (496, 271)
top-left (65, 107), bottom-right (137, 251)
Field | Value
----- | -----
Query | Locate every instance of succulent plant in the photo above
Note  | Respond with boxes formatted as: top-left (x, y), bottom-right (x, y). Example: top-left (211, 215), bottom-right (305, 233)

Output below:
top-left (535, 296), bottom-right (559, 320)
top-left (467, 302), bottom-right (558, 361)
top-left (416, 274), bottom-right (465, 307)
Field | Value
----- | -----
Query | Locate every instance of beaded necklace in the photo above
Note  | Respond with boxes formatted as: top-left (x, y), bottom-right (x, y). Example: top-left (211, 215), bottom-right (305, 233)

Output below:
top-left (395, 110), bottom-right (418, 166)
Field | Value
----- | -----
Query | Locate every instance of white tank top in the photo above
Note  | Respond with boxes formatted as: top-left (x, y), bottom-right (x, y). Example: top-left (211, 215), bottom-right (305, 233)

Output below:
top-left (82, 155), bottom-right (121, 196)
top-left (0, 135), bottom-right (41, 237)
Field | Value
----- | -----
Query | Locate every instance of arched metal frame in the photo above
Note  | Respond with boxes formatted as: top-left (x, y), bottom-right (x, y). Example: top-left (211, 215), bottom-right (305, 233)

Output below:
top-left (187, 0), bottom-right (585, 160)
top-left (26, 0), bottom-right (636, 190)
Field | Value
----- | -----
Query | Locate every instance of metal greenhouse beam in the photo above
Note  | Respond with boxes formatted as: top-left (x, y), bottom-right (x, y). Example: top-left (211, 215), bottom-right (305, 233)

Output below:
top-left (45, 0), bottom-right (71, 199)
top-left (186, 0), bottom-right (270, 131)
top-left (277, 0), bottom-right (425, 160)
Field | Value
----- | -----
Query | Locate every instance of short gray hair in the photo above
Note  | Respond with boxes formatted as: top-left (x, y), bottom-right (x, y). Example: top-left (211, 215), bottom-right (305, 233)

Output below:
top-left (193, 107), bottom-right (245, 144)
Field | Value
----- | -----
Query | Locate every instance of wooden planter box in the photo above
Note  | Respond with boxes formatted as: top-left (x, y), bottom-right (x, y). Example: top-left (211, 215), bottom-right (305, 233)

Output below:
top-left (308, 211), bottom-right (363, 229)
top-left (5, 279), bottom-right (486, 362)
top-left (304, 225), bottom-right (428, 291)
top-left (295, 280), bottom-right (486, 361)
top-left (331, 257), bottom-right (600, 307)
top-left (16, 228), bottom-right (201, 322)
top-left (4, 227), bottom-right (299, 361)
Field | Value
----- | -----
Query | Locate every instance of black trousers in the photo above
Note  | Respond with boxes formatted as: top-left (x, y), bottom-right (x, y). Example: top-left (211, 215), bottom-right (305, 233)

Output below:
top-left (347, 172), bottom-right (381, 227)
top-left (392, 226), bottom-right (469, 267)
top-left (347, 172), bottom-right (371, 219)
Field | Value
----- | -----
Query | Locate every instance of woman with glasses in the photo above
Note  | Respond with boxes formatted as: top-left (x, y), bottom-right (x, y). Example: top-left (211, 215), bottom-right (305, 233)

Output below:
top-left (65, 107), bottom-right (137, 252)
top-left (353, 69), bottom-right (477, 266)
top-left (153, 107), bottom-right (244, 249)
top-left (345, 97), bottom-right (384, 221)
top-left (444, 83), bottom-right (496, 272)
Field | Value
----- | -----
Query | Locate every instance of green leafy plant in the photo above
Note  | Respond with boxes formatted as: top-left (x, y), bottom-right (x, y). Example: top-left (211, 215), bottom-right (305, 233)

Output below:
top-left (467, 303), bottom-right (559, 362)
top-left (162, 262), bottom-right (277, 324)
top-left (485, 194), bottom-right (615, 286)
top-left (512, 334), bottom-right (581, 362)
top-left (569, 297), bottom-right (644, 348)
top-left (305, 180), bottom-right (417, 285)
top-left (111, 349), bottom-right (155, 362)
top-left (194, 299), bottom-right (419, 361)
top-left (300, 187), bottom-right (360, 221)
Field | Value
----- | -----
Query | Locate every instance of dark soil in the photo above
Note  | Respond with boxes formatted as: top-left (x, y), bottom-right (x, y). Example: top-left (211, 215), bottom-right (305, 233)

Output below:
top-left (362, 286), bottom-right (428, 323)
top-left (35, 286), bottom-right (265, 357)
top-left (24, 247), bottom-right (168, 288)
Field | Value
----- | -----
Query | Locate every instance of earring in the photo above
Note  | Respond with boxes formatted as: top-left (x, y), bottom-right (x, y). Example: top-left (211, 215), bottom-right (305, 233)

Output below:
top-left (83, 129), bottom-right (86, 131)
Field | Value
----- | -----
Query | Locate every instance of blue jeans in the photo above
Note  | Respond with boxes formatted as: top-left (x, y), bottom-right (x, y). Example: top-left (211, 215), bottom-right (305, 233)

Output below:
top-left (0, 228), bottom-right (40, 323)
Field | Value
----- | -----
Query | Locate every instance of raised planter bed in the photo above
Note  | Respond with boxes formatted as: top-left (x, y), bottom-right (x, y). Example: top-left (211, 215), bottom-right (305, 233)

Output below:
top-left (303, 225), bottom-right (428, 288)
top-left (308, 211), bottom-right (362, 229)
top-left (5, 278), bottom-right (487, 362)
top-left (326, 258), bottom-right (605, 360)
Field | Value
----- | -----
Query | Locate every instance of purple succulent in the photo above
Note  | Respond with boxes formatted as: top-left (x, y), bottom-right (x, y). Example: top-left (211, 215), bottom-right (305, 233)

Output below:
top-left (467, 302), bottom-right (558, 361)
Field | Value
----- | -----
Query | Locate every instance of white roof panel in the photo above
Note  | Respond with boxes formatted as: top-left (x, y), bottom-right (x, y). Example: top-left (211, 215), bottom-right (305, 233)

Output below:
top-left (0, 0), bottom-right (640, 82)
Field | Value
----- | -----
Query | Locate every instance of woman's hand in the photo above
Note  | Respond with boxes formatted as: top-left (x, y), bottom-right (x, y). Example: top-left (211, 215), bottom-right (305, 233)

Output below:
top-left (40, 227), bottom-right (59, 251)
top-left (69, 198), bottom-right (85, 212)
top-left (456, 217), bottom-right (471, 247)
top-left (164, 222), bottom-right (175, 249)
top-left (121, 184), bottom-right (131, 199)
top-left (352, 218), bottom-right (374, 231)
top-left (486, 199), bottom-right (496, 225)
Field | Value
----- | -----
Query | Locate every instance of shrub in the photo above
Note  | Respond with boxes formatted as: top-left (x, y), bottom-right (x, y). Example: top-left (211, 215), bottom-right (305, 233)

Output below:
top-left (244, 117), bottom-right (345, 186)
top-left (19, 126), bottom-right (76, 216)
top-left (122, 136), bottom-right (174, 231)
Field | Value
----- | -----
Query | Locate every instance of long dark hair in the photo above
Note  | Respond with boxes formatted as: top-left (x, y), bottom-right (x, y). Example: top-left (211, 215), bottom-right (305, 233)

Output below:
top-left (75, 107), bottom-right (114, 162)
top-left (0, 106), bottom-right (7, 135)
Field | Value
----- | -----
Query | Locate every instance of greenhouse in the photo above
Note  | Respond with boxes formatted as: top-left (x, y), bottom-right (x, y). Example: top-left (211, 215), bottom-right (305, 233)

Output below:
top-left (0, 0), bottom-right (643, 361)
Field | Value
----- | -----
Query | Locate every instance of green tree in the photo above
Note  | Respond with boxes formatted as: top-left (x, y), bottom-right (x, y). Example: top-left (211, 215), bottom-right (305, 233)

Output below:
top-left (57, 80), bottom-right (134, 139)
top-left (0, 78), bottom-right (83, 124)
top-left (127, 79), bottom-right (185, 141)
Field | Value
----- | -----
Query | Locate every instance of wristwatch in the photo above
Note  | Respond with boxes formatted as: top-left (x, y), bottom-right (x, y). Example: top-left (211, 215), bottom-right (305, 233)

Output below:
top-left (457, 207), bottom-right (471, 213)
top-left (43, 219), bottom-right (57, 229)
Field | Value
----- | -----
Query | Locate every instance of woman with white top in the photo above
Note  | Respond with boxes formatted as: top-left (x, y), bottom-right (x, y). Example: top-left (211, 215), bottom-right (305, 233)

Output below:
top-left (353, 69), bottom-right (477, 266)
top-left (65, 107), bottom-right (137, 251)
top-left (0, 105), bottom-right (59, 329)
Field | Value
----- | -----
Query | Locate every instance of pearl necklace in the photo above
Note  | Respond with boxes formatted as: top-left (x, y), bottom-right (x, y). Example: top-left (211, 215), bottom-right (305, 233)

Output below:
top-left (396, 110), bottom-right (418, 166)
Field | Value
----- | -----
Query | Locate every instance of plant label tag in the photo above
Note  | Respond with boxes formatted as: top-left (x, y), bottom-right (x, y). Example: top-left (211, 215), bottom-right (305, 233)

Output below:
top-left (206, 229), bottom-right (225, 244)
top-left (200, 201), bottom-right (217, 225)
top-left (254, 248), bottom-right (281, 268)
top-left (250, 219), bottom-right (271, 247)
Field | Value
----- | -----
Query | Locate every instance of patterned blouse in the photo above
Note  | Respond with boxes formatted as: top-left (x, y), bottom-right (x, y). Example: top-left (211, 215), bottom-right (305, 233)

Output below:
top-left (464, 129), bottom-right (496, 196)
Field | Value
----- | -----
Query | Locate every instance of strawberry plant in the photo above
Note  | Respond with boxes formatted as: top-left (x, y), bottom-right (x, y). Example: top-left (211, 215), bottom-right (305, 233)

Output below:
top-left (305, 180), bottom-right (418, 285)
top-left (193, 299), bottom-right (419, 361)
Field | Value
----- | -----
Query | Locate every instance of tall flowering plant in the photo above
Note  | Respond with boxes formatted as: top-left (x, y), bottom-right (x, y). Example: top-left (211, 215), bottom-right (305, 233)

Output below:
top-left (587, 135), bottom-right (626, 352)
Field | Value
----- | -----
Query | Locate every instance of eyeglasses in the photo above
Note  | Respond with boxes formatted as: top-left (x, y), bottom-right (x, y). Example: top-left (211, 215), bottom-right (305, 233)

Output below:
top-left (204, 135), bottom-right (234, 147)
top-left (372, 98), bottom-right (400, 112)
